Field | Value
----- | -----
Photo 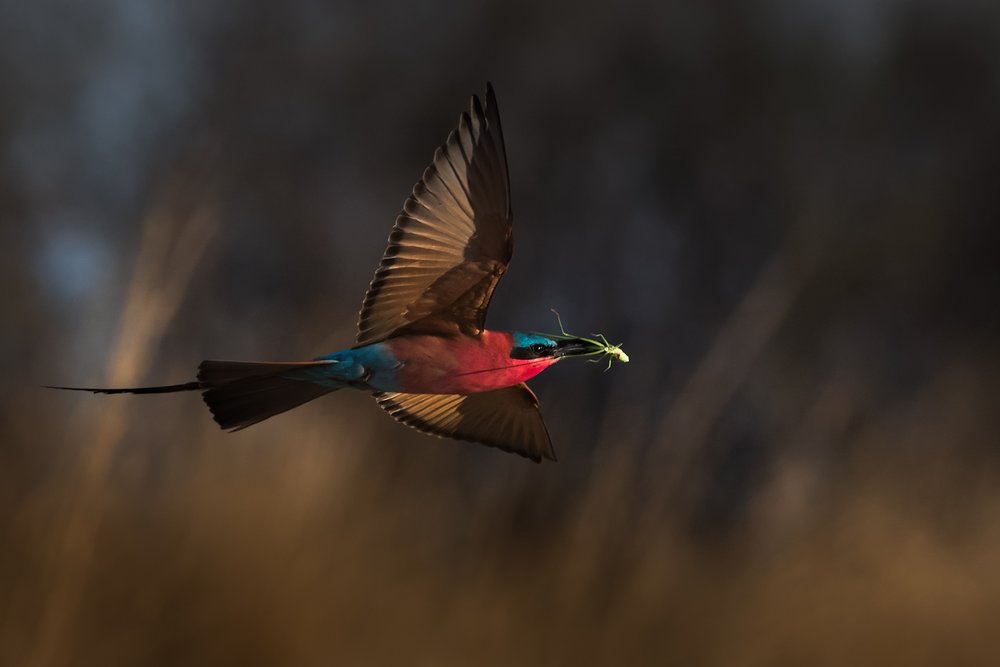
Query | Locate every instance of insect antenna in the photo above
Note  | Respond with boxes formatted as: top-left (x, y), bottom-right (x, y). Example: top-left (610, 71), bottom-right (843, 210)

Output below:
top-left (550, 308), bottom-right (570, 337)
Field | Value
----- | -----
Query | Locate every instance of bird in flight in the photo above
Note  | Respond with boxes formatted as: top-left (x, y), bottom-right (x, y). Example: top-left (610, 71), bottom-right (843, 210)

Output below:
top-left (52, 83), bottom-right (628, 462)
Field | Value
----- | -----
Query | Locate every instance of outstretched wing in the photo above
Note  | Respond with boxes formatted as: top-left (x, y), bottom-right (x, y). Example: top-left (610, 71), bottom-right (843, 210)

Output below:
top-left (357, 83), bottom-right (513, 345)
top-left (374, 384), bottom-right (555, 462)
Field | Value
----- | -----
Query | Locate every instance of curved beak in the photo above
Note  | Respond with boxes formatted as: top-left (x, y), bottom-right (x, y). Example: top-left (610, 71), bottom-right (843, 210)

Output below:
top-left (556, 337), bottom-right (605, 358)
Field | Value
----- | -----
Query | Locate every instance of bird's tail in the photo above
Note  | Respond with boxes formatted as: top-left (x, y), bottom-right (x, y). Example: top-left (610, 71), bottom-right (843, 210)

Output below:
top-left (198, 361), bottom-right (340, 431)
top-left (48, 360), bottom-right (339, 431)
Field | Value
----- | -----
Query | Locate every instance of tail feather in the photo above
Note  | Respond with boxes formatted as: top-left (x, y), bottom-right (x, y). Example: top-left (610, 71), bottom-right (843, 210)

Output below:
top-left (196, 360), bottom-right (332, 385)
top-left (49, 359), bottom-right (339, 431)
top-left (44, 381), bottom-right (204, 394)
top-left (201, 373), bottom-right (337, 431)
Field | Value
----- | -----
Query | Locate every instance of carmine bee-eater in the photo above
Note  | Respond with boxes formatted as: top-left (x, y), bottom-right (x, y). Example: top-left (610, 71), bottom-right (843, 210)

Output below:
top-left (52, 83), bottom-right (628, 462)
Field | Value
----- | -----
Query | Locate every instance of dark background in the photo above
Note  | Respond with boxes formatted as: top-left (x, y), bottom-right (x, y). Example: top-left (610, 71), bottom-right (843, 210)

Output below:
top-left (2, 1), bottom-right (1000, 664)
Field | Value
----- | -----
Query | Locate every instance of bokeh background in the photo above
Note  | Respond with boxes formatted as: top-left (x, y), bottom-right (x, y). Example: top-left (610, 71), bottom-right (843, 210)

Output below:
top-left (2, 1), bottom-right (1000, 664)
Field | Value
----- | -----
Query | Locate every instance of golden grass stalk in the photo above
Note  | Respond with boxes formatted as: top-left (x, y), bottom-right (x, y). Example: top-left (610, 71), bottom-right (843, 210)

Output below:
top-left (28, 196), bottom-right (215, 667)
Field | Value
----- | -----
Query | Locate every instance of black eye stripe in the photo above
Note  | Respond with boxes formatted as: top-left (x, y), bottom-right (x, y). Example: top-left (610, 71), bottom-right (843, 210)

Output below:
top-left (510, 341), bottom-right (553, 360)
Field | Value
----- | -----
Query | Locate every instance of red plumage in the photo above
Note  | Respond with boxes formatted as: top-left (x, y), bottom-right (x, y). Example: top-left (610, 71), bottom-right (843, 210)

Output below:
top-left (387, 331), bottom-right (559, 394)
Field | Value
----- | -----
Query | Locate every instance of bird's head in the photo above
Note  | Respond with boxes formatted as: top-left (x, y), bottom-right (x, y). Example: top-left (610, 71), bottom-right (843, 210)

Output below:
top-left (510, 330), bottom-right (629, 370)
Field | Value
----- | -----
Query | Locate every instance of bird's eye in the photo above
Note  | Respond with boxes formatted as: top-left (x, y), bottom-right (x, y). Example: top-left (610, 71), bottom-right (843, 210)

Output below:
top-left (531, 343), bottom-right (546, 354)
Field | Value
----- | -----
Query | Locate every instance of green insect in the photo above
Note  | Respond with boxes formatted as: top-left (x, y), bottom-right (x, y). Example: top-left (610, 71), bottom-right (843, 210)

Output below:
top-left (547, 310), bottom-right (630, 371)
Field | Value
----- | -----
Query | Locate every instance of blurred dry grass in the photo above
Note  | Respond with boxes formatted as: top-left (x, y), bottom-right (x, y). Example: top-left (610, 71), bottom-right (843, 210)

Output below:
top-left (4, 207), bottom-right (1000, 666)
top-left (25, 191), bottom-right (216, 667)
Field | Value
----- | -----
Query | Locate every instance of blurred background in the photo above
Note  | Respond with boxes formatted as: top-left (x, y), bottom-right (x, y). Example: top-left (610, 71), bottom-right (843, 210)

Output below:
top-left (2, 0), bottom-right (1000, 664)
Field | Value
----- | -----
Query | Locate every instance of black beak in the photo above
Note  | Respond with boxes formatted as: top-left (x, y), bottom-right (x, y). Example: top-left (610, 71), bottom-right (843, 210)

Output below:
top-left (556, 337), bottom-right (602, 358)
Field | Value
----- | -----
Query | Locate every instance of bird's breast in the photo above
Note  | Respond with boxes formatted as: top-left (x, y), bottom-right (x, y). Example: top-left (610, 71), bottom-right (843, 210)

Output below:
top-left (386, 331), bottom-right (558, 394)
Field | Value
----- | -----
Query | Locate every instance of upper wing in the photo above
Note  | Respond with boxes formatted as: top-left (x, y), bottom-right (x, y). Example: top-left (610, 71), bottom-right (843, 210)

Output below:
top-left (356, 83), bottom-right (513, 345)
top-left (374, 383), bottom-right (556, 462)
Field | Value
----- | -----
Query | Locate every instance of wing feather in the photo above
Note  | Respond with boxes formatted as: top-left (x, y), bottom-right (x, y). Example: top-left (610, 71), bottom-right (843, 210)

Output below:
top-left (374, 384), bottom-right (555, 462)
top-left (357, 83), bottom-right (512, 344)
